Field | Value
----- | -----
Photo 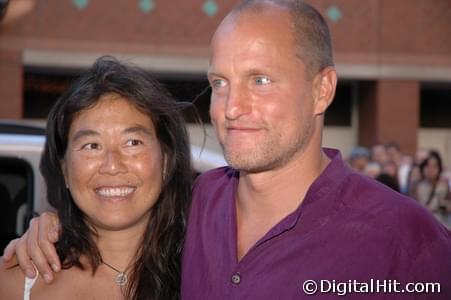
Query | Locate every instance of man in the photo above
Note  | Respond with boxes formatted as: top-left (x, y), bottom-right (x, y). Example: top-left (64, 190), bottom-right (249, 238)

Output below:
top-left (4, 1), bottom-right (451, 299)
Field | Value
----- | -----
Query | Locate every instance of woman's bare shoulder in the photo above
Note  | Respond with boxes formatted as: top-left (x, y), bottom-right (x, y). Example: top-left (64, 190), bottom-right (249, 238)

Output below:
top-left (0, 256), bottom-right (25, 299)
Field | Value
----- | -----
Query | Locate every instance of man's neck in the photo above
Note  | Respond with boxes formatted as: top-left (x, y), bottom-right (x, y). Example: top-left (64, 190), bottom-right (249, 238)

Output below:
top-left (237, 147), bottom-right (330, 219)
top-left (235, 146), bottom-right (330, 260)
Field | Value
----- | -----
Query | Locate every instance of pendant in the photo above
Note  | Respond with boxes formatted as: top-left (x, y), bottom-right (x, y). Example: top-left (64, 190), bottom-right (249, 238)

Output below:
top-left (115, 272), bottom-right (128, 286)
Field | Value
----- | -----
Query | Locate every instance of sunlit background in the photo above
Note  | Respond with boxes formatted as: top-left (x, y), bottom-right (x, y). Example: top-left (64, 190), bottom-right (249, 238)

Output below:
top-left (1, 0), bottom-right (450, 159)
top-left (0, 0), bottom-right (450, 249)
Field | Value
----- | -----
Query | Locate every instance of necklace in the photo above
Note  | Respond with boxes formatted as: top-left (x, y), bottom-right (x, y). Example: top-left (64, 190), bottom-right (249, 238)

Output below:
top-left (101, 259), bottom-right (128, 286)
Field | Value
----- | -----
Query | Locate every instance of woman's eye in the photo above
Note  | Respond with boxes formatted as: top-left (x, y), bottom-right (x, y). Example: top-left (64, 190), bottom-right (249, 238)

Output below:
top-left (125, 139), bottom-right (143, 147)
top-left (81, 143), bottom-right (100, 150)
top-left (255, 76), bottom-right (271, 85)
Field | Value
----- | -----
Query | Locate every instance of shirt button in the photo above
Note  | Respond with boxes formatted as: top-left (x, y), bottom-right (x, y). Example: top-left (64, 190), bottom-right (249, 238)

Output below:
top-left (231, 273), bottom-right (241, 285)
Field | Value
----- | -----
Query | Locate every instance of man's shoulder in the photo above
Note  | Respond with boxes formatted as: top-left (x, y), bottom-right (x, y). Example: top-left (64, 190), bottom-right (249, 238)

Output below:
top-left (342, 171), bottom-right (420, 211)
top-left (331, 172), bottom-right (451, 284)
top-left (339, 172), bottom-right (451, 248)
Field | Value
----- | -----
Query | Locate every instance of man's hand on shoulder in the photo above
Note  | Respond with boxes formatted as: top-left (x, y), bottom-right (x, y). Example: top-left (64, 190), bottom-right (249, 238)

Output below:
top-left (2, 212), bottom-right (61, 283)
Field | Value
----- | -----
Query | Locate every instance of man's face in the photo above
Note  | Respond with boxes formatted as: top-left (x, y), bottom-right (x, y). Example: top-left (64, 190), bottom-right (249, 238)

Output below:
top-left (208, 9), bottom-right (322, 173)
top-left (371, 145), bottom-right (388, 165)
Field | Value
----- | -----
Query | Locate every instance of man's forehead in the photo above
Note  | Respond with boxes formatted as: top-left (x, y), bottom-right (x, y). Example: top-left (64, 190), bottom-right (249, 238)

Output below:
top-left (209, 10), bottom-right (295, 58)
top-left (211, 9), bottom-right (293, 54)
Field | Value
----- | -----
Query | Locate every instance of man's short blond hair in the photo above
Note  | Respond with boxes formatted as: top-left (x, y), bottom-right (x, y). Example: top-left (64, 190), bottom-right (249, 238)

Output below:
top-left (231, 0), bottom-right (334, 76)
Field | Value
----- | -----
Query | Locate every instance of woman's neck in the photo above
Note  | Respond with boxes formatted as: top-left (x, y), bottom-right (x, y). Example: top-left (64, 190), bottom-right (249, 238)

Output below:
top-left (94, 224), bottom-right (147, 270)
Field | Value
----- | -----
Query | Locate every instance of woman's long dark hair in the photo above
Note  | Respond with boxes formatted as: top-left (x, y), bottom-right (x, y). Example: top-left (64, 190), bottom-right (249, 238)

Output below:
top-left (40, 56), bottom-right (193, 299)
top-left (419, 150), bottom-right (443, 182)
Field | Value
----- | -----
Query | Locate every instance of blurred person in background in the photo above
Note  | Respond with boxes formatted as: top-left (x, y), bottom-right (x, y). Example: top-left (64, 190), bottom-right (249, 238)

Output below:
top-left (375, 173), bottom-right (399, 192)
top-left (406, 163), bottom-right (422, 198)
top-left (385, 143), bottom-right (413, 195)
top-left (381, 160), bottom-right (400, 189)
top-left (347, 146), bottom-right (370, 173)
top-left (363, 161), bottom-right (382, 179)
top-left (385, 142), bottom-right (402, 167)
top-left (415, 151), bottom-right (451, 228)
top-left (382, 160), bottom-right (398, 179)
top-left (414, 148), bottom-right (429, 165)
top-left (443, 170), bottom-right (451, 193)
top-left (398, 155), bottom-right (414, 195)
top-left (370, 143), bottom-right (388, 166)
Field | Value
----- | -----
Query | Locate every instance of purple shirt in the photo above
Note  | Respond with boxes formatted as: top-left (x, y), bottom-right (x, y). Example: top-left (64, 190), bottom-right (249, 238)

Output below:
top-left (182, 149), bottom-right (451, 299)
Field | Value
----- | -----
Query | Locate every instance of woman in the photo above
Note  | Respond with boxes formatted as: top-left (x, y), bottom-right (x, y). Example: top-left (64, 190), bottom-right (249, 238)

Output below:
top-left (415, 151), bottom-right (451, 227)
top-left (0, 56), bottom-right (193, 299)
top-left (406, 163), bottom-right (421, 197)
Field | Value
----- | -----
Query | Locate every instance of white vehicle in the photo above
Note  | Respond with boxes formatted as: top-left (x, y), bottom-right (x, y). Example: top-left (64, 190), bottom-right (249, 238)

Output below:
top-left (0, 121), bottom-right (225, 251)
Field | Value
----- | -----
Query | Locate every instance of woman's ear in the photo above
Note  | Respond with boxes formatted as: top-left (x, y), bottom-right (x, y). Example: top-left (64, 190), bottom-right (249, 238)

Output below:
top-left (313, 66), bottom-right (337, 116)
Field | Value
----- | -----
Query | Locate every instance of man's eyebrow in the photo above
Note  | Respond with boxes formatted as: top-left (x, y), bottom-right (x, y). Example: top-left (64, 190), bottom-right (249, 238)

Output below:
top-left (207, 68), bottom-right (269, 78)
top-left (71, 129), bottom-right (99, 143)
top-left (245, 67), bottom-right (269, 76)
top-left (122, 126), bottom-right (153, 136)
top-left (207, 69), bottom-right (222, 79)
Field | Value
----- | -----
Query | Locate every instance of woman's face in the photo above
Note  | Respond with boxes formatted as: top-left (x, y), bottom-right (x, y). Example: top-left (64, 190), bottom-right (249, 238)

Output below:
top-left (424, 157), bottom-right (440, 181)
top-left (62, 94), bottom-right (164, 232)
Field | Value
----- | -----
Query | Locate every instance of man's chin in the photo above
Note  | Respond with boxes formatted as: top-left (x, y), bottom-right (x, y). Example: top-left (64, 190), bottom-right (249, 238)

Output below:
top-left (224, 153), bottom-right (255, 171)
top-left (225, 154), bottom-right (271, 174)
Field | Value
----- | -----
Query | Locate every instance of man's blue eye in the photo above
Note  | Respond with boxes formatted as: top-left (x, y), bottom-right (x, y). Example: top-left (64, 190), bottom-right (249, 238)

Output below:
top-left (212, 79), bottom-right (226, 89)
top-left (255, 76), bottom-right (271, 85)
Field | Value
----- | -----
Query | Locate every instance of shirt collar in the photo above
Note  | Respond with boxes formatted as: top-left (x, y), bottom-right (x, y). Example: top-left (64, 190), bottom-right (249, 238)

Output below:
top-left (278, 148), bottom-right (352, 232)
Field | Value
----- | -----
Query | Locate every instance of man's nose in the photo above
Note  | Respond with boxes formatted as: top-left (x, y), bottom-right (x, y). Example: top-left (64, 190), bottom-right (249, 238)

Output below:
top-left (99, 148), bottom-right (127, 175)
top-left (225, 84), bottom-right (251, 120)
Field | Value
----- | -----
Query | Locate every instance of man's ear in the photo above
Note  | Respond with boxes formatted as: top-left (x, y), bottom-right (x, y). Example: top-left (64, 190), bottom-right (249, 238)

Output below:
top-left (313, 66), bottom-right (337, 116)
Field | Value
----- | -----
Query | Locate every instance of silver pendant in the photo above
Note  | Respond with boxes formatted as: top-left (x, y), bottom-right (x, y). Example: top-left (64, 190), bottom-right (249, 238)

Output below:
top-left (115, 272), bottom-right (128, 286)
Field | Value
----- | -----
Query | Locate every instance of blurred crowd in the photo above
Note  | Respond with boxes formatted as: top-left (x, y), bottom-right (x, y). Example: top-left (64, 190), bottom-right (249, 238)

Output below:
top-left (347, 143), bottom-right (451, 228)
